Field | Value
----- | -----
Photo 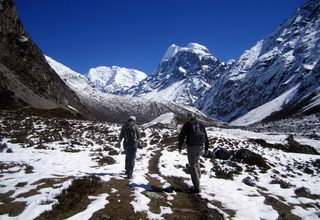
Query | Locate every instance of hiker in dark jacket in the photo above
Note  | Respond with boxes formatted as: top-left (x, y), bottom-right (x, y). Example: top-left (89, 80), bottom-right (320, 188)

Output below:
top-left (118, 116), bottom-right (140, 179)
top-left (178, 113), bottom-right (209, 193)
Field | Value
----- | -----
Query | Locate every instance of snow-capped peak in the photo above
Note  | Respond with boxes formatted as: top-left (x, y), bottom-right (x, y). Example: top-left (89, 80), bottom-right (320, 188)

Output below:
top-left (161, 44), bottom-right (180, 62)
top-left (187, 43), bottom-right (210, 54)
top-left (160, 43), bottom-right (214, 63)
top-left (87, 66), bottom-right (147, 94)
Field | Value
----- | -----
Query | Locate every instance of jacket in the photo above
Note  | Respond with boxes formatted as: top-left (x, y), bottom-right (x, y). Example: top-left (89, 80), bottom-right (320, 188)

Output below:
top-left (178, 119), bottom-right (209, 151)
top-left (119, 121), bottom-right (140, 144)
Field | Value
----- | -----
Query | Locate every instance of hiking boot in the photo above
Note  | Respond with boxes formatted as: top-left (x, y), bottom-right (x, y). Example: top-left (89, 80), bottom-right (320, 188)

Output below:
top-left (127, 172), bottom-right (133, 179)
top-left (190, 187), bottom-right (200, 193)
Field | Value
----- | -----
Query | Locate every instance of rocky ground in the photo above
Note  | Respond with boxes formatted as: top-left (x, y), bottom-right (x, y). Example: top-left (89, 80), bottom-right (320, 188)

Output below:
top-left (0, 108), bottom-right (319, 219)
top-left (247, 113), bottom-right (320, 140)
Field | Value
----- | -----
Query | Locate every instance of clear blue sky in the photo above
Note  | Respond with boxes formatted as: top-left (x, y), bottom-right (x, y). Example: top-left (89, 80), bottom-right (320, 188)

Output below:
top-left (15, 0), bottom-right (307, 75)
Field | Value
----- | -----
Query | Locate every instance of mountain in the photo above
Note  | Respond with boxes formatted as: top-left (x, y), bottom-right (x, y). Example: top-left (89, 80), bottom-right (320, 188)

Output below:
top-left (123, 0), bottom-right (320, 125)
top-left (87, 66), bottom-right (146, 94)
top-left (200, 0), bottom-right (320, 124)
top-left (126, 43), bottom-right (225, 106)
top-left (1, 0), bottom-right (209, 124)
top-left (0, 0), bottom-right (88, 116)
top-left (46, 56), bottom-right (216, 124)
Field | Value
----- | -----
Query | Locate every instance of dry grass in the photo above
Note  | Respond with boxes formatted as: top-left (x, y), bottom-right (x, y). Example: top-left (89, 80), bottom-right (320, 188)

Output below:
top-left (36, 176), bottom-right (102, 220)
top-left (0, 190), bottom-right (26, 217)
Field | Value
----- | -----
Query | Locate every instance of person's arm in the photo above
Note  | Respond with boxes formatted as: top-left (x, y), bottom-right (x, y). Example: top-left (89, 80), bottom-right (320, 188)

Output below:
top-left (203, 124), bottom-right (209, 154)
top-left (118, 125), bottom-right (124, 147)
top-left (178, 123), bottom-right (188, 152)
top-left (135, 124), bottom-right (141, 148)
top-left (135, 124), bottom-right (140, 141)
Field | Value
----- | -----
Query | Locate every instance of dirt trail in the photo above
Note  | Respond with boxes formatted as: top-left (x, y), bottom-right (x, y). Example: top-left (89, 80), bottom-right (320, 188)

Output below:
top-left (90, 178), bottom-right (147, 220)
top-left (91, 142), bottom-right (224, 219)
top-left (147, 146), bottom-right (224, 219)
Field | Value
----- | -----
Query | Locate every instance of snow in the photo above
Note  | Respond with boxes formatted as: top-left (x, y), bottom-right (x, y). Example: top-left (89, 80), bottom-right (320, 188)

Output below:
top-left (66, 194), bottom-right (109, 220)
top-left (228, 40), bottom-right (263, 81)
top-left (158, 127), bottom-right (320, 220)
top-left (303, 64), bottom-right (315, 71)
top-left (46, 55), bottom-right (190, 124)
top-left (292, 206), bottom-right (320, 220)
top-left (275, 37), bottom-right (284, 43)
top-left (230, 84), bottom-right (300, 126)
top-left (18, 36), bottom-right (28, 42)
top-left (178, 66), bottom-right (187, 74)
top-left (1, 115), bottom-right (319, 219)
top-left (87, 66), bottom-right (146, 93)
top-left (143, 112), bottom-right (175, 128)
top-left (160, 43), bottom-right (214, 63)
top-left (161, 44), bottom-right (180, 62)
top-left (68, 105), bottom-right (79, 113)
top-left (6, 1), bottom-right (318, 218)
top-left (140, 79), bottom-right (187, 103)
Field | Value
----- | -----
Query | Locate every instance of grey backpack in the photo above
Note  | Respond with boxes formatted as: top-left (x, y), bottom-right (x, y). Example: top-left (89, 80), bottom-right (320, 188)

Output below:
top-left (189, 120), bottom-right (205, 145)
top-left (124, 122), bottom-right (137, 143)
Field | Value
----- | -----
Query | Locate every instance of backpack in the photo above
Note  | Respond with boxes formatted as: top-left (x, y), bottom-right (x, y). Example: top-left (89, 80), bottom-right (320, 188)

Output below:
top-left (124, 122), bottom-right (137, 144)
top-left (189, 120), bottom-right (205, 145)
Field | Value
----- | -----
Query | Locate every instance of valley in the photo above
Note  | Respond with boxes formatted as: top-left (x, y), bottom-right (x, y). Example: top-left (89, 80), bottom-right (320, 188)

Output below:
top-left (0, 109), bottom-right (319, 219)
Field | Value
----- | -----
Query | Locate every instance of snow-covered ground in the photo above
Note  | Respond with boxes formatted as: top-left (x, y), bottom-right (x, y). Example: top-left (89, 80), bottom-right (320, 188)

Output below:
top-left (0, 111), bottom-right (319, 219)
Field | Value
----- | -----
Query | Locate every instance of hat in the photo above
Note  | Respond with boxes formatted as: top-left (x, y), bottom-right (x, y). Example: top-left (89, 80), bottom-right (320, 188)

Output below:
top-left (128, 116), bottom-right (136, 122)
top-left (187, 112), bottom-right (196, 120)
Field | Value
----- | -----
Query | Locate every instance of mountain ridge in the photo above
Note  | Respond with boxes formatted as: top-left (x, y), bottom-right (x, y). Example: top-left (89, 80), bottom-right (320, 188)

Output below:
top-left (111, 0), bottom-right (319, 125)
top-left (46, 56), bottom-right (219, 125)
top-left (201, 0), bottom-right (320, 123)
top-left (87, 66), bottom-right (146, 94)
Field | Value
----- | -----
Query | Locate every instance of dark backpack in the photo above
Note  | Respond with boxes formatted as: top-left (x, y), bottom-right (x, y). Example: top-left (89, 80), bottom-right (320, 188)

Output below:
top-left (189, 120), bottom-right (205, 145)
top-left (124, 122), bottom-right (137, 143)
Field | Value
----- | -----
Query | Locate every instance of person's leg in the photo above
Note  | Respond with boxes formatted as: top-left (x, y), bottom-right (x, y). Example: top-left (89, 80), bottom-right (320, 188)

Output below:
top-left (124, 144), bottom-right (130, 175)
top-left (187, 146), bottom-right (203, 191)
top-left (195, 146), bottom-right (203, 179)
top-left (127, 144), bottom-right (137, 178)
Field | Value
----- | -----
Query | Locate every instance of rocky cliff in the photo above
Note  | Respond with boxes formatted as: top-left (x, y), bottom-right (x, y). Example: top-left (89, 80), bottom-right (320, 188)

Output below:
top-left (0, 0), bottom-right (88, 116)
top-left (200, 0), bottom-right (320, 123)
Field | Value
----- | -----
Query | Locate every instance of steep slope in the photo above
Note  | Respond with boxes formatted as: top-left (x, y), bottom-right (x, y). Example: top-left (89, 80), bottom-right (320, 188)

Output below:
top-left (0, 0), bottom-right (87, 116)
top-left (199, 0), bottom-right (320, 123)
top-left (46, 56), bottom-right (214, 124)
top-left (87, 66), bottom-right (146, 94)
top-left (127, 43), bottom-right (225, 106)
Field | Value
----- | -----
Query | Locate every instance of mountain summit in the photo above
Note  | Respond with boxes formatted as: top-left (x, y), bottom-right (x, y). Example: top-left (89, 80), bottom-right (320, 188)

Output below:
top-left (161, 43), bottom-right (215, 63)
top-left (87, 66), bottom-right (146, 94)
top-left (122, 0), bottom-right (320, 125)
top-left (126, 43), bottom-right (225, 106)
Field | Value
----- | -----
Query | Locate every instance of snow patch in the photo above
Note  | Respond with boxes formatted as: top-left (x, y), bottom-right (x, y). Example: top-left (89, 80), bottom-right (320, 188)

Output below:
top-left (143, 112), bottom-right (175, 128)
top-left (231, 84), bottom-right (300, 126)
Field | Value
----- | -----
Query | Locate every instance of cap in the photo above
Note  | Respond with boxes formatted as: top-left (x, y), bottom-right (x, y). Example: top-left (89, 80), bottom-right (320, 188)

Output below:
top-left (128, 116), bottom-right (136, 122)
top-left (187, 112), bottom-right (196, 120)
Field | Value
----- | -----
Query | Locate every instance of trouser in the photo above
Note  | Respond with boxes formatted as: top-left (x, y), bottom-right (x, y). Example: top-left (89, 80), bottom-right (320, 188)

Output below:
top-left (187, 145), bottom-right (204, 190)
top-left (124, 142), bottom-right (137, 177)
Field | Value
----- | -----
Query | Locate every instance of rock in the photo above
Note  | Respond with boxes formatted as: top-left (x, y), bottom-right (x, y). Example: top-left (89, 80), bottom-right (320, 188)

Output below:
top-left (213, 147), bottom-right (233, 160)
top-left (286, 135), bottom-right (319, 155)
top-left (242, 176), bottom-right (256, 187)
top-left (233, 148), bottom-right (270, 170)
